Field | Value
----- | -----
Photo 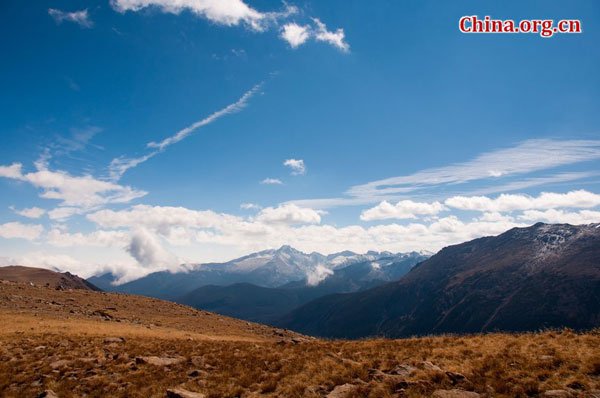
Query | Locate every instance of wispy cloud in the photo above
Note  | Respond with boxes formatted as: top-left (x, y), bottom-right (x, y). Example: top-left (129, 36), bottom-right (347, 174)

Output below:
top-left (240, 203), bottom-right (262, 210)
top-left (260, 178), bottom-right (283, 185)
top-left (109, 84), bottom-right (262, 180)
top-left (290, 139), bottom-right (600, 209)
top-left (48, 8), bottom-right (93, 28)
top-left (108, 151), bottom-right (159, 182)
top-left (349, 139), bottom-right (600, 199)
top-left (147, 84), bottom-right (262, 151)
top-left (54, 126), bottom-right (103, 156)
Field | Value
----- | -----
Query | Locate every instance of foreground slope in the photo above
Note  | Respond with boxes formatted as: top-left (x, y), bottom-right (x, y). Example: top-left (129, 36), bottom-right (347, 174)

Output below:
top-left (277, 223), bottom-right (600, 338)
top-left (0, 266), bottom-right (100, 291)
top-left (1, 281), bottom-right (599, 398)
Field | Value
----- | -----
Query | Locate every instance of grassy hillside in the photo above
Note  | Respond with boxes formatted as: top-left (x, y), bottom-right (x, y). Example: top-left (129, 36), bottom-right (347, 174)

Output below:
top-left (1, 280), bottom-right (599, 398)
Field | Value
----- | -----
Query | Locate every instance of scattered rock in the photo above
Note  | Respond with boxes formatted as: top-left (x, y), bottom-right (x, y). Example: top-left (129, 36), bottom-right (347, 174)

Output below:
top-left (445, 370), bottom-right (474, 389)
top-left (418, 361), bottom-right (443, 372)
top-left (187, 369), bottom-right (209, 378)
top-left (136, 356), bottom-right (185, 366)
top-left (37, 391), bottom-right (59, 398)
top-left (542, 391), bottom-right (573, 398)
top-left (585, 390), bottom-right (600, 398)
top-left (49, 359), bottom-right (71, 369)
top-left (166, 387), bottom-right (206, 398)
top-left (389, 363), bottom-right (416, 378)
top-left (432, 389), bottom-right (480, 398)
top-left (326, 383), bottom-right (359, 398)
top-left (103, 337), bottom-right (125, 344)
top-left (368, 368), bottom-right (409, 388)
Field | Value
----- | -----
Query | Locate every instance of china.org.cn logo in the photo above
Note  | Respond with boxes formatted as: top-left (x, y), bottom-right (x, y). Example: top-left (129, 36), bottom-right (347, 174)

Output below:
top-left (459, 15), bottom-right (581, 38)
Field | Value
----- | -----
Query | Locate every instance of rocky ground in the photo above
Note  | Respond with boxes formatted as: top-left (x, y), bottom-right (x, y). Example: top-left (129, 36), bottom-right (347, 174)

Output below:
top-left (1, 281), bottom-right (599, 398)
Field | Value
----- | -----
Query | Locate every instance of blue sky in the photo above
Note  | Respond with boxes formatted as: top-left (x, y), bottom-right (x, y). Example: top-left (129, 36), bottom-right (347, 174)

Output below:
top-left (1, 0), bottom-right (599, 282)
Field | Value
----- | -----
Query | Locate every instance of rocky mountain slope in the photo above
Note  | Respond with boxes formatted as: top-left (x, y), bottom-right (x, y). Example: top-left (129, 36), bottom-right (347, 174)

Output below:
top-left (178, 253), bottom-right (427, 323)
top-left (0, 266), bottom-right (100, 291)
top-left (89, 246), bottom-right (427, 300)
top-left (277, 223), bottom-right (600, 338)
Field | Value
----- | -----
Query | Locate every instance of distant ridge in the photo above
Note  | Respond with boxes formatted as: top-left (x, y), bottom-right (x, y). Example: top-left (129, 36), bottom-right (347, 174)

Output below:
top-left (0, 266), bottom-right (101, 291)
top-left (88, 246), bottom-right (427, 300)
top-left (276, 223), bottom-right (600, 338)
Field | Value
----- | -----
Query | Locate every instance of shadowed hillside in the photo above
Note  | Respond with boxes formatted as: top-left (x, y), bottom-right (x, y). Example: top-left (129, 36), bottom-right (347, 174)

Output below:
top-left (277, 223), bottom-right (600, 338)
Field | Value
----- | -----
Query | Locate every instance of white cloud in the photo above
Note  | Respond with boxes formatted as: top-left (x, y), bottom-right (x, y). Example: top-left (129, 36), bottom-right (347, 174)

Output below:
top-left (48, 8), bottom-right (93, 28)
top-left (0, 162), bottom-right (146, 213)
top-left (256, 204), bottom-right (323, 225)
top-left (110, 0), bottom-right (297, 32)
top-left (27, 192), bottom-right (598, 283)
top-left (284, 158), bottom-right (306, 175)
top-left (281, 23), bottom-right (310, 48)
top-left (240, 203), bottom-right (261, 210)
top-left (0, 222), bottom-right (43, 240)
top-left (110, 0), bottom-right (266, 30)
top-left (108, 0), bottom-right (348, 51)
top-left (0, 163), bottom-right (23, 179)
top-left (87, 204), bottom-right (239, 231)
top-left (361, 200), bottom-right (447, 221)
top-left (147, 84), bottom-right (261, 151)
top-left (445, 190), bottom-right (600, 213)
top-left (127, 228), bottom-right (181, 273)
top-left (46, 228), bottom-right (128, 248)
top-left (313, 18), bottom-right (349, 52)
top-left (518, 209), bottom-right (600, 225)
top-left (10, 206), bottom-right (46, 219)
top-left (306, 264), bottom-right (333, 286)
top-left (260, 178), bottom-right (282, 185)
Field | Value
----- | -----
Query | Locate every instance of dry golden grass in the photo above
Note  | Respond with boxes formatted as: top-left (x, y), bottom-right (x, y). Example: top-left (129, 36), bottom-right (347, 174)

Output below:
top-left (1, 281), bottom-right (599, 398)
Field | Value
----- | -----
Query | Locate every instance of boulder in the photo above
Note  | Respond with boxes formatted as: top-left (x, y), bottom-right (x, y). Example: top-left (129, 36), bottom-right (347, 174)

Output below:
top-left (326, 384), bottom-right (359, 398)
top-left (136, 356), bottom-right (185, 366)
top-left (103, 337), bottom-right (125, 343)
top-left (166, 388), bottom-right (206, 398)
top-left (389, 363), bottom-right (416, 378)
top-left (432, 389), bottom-right (480, 398)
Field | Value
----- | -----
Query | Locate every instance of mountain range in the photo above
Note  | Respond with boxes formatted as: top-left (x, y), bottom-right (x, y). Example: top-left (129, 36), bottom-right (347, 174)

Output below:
top-left (276, 223), bottom-right (600, 338)
top-left (88, 245), bottom-right (428, 300)
top-left (177, 253), bottom-right (426, 323)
